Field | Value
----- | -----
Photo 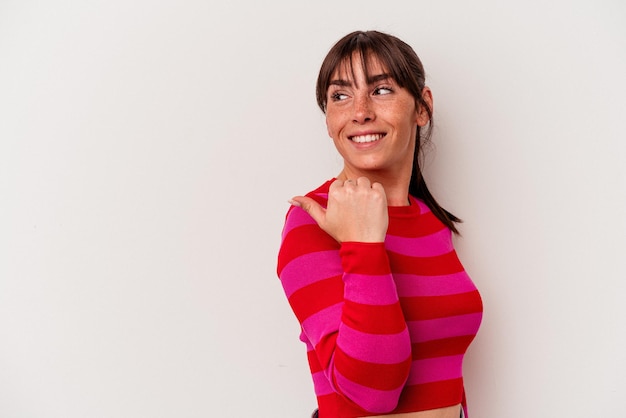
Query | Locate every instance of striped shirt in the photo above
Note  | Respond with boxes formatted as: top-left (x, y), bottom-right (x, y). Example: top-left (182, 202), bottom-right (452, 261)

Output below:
top-left (277, 180), bottom-right (483, 417)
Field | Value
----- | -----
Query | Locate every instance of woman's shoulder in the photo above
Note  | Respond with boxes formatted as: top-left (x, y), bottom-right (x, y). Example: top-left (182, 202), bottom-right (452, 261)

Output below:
top-left (281, 179), bottom-right (334, 232)
top-left (288, 179), bottom-right (334, 215)
top-left (304, 178), bottom-right (334, 201)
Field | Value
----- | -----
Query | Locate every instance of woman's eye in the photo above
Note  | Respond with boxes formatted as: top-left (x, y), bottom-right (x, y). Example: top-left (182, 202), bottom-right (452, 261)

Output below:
top-left (331, 92), bottom-right (349, 101)
top-left (374, 86), bottom-right (393, 95)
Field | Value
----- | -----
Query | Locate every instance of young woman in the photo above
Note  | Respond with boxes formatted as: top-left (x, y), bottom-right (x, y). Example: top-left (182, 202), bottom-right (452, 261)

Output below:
top-left (277, 30), bottom-right (483, 418)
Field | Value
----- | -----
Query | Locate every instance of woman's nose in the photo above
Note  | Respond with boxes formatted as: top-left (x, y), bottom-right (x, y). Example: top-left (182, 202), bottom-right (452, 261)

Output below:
top-left (353, 95), bottom-right (375, 124)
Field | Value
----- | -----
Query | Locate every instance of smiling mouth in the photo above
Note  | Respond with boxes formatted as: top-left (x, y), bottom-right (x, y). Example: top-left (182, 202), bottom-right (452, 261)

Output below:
top-left (349, 133), bottom-right (385, 143)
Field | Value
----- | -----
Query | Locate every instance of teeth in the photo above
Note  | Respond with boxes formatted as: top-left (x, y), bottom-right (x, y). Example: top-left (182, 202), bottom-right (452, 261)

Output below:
top-left (351, 134), bottom-right (384, 143)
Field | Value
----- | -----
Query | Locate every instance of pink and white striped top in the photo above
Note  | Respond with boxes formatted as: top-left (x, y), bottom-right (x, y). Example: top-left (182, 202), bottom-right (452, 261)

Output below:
top-left (277, 180), bottom-right (483, 417)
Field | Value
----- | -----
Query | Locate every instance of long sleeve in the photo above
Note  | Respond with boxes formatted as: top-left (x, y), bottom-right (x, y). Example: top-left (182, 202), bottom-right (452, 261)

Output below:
top-left (277, 205), bottom-right (412, 414)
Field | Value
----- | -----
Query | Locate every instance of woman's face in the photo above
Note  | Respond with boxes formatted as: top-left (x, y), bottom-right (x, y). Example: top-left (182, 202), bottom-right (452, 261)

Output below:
top-left (325, 54), bottom-right (431, 180)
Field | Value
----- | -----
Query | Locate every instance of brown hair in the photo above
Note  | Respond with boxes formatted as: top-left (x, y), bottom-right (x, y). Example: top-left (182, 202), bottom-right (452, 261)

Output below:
top-left (316, 30), bottom-right (461, 233)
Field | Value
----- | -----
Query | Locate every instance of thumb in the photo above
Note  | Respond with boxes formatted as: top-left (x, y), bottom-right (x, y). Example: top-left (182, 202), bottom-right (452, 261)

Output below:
top-left (289, 196), bottom-right (326, 225)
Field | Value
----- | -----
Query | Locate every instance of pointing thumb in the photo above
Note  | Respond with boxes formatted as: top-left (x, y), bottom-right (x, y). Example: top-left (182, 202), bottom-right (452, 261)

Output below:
top-left (289, 196), bottom-right (326, 226)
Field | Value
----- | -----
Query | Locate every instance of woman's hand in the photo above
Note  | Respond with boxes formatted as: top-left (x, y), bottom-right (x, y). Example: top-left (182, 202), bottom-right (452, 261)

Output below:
top-left (290, 177), bottom-right (388, 243)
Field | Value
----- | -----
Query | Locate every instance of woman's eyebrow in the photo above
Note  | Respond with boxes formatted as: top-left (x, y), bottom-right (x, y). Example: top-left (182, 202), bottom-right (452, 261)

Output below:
top-left (329, 79), bottom-right (352, 87)
top-left (367, 73), bottom-right (392, 84)
top-left (330, 73), bottom-right (392, 86)
top-left (329, 73), bottom-right (392, 89)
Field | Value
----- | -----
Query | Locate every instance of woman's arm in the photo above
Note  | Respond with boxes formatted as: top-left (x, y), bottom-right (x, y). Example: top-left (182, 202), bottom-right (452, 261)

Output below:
top-left (278, 184), bottom-right (412, 413)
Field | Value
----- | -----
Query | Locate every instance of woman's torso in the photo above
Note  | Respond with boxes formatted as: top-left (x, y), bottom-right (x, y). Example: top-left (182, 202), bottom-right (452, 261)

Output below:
top-left (280, 181), bottom-right (482, 417)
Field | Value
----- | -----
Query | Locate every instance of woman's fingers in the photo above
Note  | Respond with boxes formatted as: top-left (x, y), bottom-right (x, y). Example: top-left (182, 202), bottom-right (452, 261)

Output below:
top-left (371, 181), bottom-right (385, 193)
top-left (354, 177), bottom-right (371, 188)
top-left (334, 177), bottom-right (372, 188)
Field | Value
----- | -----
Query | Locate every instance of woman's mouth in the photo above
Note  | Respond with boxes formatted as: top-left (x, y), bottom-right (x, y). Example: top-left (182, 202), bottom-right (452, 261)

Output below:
top-left (349, 133), bottom-right (385, 143)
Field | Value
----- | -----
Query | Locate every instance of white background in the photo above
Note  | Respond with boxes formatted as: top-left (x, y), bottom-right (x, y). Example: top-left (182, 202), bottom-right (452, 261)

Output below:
top-left (1, 1), bottom-right (625, 417)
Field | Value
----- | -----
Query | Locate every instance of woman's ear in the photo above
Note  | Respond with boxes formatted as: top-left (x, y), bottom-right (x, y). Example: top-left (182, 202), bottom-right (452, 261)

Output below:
top-left (416, 86), bottom-right (433, 127)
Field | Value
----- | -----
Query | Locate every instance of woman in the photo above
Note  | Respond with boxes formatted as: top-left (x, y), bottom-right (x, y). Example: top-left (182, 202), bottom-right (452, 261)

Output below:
top-left (277, 31), bottom-right (483, 418)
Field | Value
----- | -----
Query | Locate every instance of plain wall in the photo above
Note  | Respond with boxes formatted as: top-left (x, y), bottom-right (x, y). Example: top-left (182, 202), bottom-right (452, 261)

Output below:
top-left (1, 1), bottom-right (625, 417)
